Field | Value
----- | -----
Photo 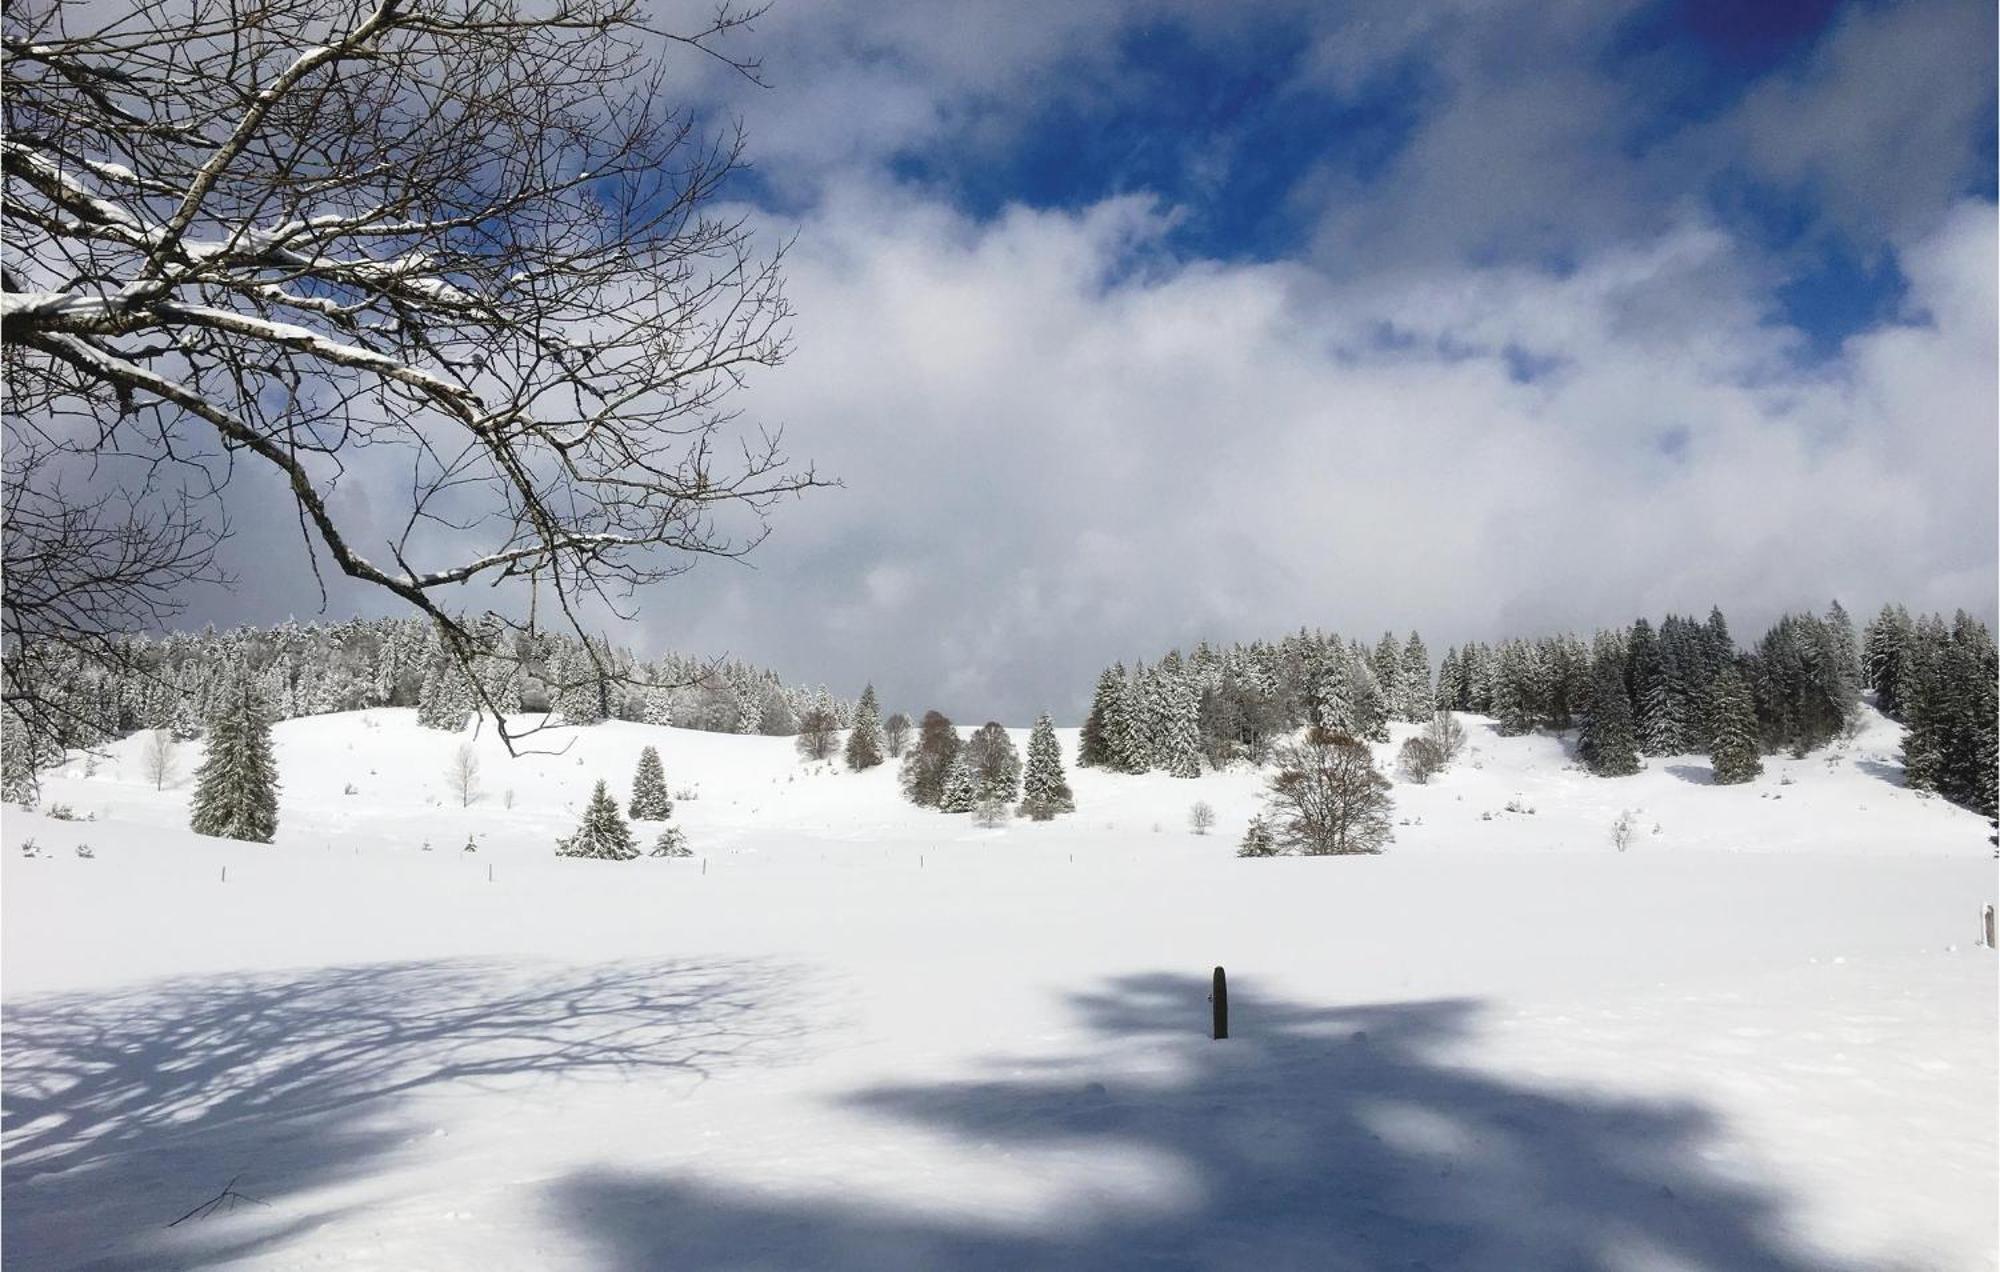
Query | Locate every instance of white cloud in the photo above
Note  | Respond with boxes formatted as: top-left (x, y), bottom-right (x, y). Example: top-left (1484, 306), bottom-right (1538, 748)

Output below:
top-left (631, 183), bottom-right (1996, 720)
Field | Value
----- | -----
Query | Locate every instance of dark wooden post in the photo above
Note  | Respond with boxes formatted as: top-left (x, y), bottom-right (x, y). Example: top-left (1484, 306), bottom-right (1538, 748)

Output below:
top-left (1983, 904), bottom-right (1995, 949)
top-left (1211, 966), bottom-right (1228, 1040)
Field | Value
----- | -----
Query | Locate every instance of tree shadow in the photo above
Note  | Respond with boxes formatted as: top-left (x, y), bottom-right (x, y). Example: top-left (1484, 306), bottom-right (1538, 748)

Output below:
top-left (1855, 757), bottom-right (1906, 788)
top-left (3, 957), bottom-right (813, 1270)
top-left (553, 975), bottom-right (1874, 1271)
top-left (1664, 762), bottom-right (1716, 786)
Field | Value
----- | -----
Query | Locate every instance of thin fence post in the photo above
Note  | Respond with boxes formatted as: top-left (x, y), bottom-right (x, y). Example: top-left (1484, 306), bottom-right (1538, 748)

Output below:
top-left (1211, 966), bottom-right (1228, 1040)
top-left (220, 865), bottom-right (226, 884)
top-left (1983, 904), bottom-right (1995, 949)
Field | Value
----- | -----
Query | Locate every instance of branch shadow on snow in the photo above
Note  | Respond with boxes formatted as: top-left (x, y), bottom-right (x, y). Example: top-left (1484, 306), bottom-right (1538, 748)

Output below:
top-left (2, 957), bottom-right (813, 1270)
top-left (554, 975), bottom-right (1864, 1271)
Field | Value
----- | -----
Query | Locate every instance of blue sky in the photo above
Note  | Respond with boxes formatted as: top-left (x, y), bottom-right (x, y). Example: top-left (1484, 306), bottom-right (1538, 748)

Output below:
top-left (204, 0), bottom-right (2000, 720)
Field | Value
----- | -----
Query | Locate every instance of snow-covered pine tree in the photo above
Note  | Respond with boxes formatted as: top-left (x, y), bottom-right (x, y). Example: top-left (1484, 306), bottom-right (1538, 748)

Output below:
top-left (557, 780), bottom-right (638, 859)
top-left (1398, 632), bottom-right (1430, 723)
top-left (416, 657), bottom-right (474, 730)
top-left (1237, 814), bottom-right (1278, 857)
top-left (1708, 663), bottom-right (1763, 785)
top-left (1490, 642), bottom-right (1536, 736)
top-left (1345, 644), bottom-right (1390, 741)
top-left (553, 640), bottom-right (608, 726)
top-left (1077, 666), bottom-right (1120, 768)
top-left (1864, 603), bottom-right (1915, 718)
top-left (649, 825), bottom-right (692, 857)
top-left (1371, 633), bottom-right (1403, 721)
top-left (188, 674), bottom-right (281, 843)
top-left (844, 684), bottom-right (885, 771)
top-left (1109, 662), bottom-right (1151, 772)
top-left (1018, 713), bottom-right (1075, 820)
top-left (1577, 644), bottom-right (1641, 777)
top-left (1639, 651), bottom-right (1685, 755)
top-left (938, 753), bottom-right (978, 813)
top-left (628, 746), bottom-right (672, 820)
top-left (1155, 671), bottom-right (1203, 778)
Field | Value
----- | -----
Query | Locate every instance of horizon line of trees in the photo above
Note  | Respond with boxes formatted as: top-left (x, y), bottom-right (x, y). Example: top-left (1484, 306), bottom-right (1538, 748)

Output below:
top-left (1, 617), bottom-right (857, 801)
top-left (1081, 601), bottom-right (1996, 818)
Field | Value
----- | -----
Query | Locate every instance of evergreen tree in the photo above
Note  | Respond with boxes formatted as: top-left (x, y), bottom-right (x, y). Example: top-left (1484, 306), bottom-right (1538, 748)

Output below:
top-left (1490, 642), bottom-right (1536, 736)
top-left (1236, 814), bottom-right (1278, 858)
top-left (1371, 632), bottom-right (1403, 719)
top-left (188, 675), bottom-right (281, 843)
top-left (1118, 663), bottom-right (1158, 772)
top-left (1398, 632), bottom-right (1431, 722)
top-left (1708, 663), bottom-right (1763, 785)
top-left (649, 825), bottom-right (692, 857)
top-left (1077, 666), bottom-right (1121, 768)
top-left (416, 657), bottom-right (474, 730)
top-left (938, 753), bottom-right (977, 813)
top-left (628, 746), bottom-right (672, 820)
top-left (1154, 671), bottom-right (1203, 778)
top-left (557, 780), bottom-right (638, 859)
top-left (1864, 603), bottom-right (1915, 718)
top-left (1018, 713), bottom-right (1075, 820)
top-left (844, 684), bottom-right (885, 771)
top-left (1577, 647), bottom-right (1641, 777)
top-left (552, 640), bottom-right (608, 725)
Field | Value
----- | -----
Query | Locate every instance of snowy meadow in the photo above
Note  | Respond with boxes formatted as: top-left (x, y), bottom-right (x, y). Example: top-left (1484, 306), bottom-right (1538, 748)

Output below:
top-left (3, 707), bottom-right (1993, 1269)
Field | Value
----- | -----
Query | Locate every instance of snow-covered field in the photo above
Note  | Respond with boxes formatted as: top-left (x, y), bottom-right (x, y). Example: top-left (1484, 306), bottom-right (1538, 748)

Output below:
top-left (3, 707), bottom-right (1994, 1270)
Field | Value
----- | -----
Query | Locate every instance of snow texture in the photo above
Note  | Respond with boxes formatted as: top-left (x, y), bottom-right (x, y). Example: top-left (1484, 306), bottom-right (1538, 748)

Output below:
top-left (2, 704), bottom-right (1993, 1270)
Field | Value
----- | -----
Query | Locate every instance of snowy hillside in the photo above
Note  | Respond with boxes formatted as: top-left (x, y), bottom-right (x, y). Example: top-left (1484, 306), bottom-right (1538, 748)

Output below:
top-left (3, 706), bottom-right (1994, 1270)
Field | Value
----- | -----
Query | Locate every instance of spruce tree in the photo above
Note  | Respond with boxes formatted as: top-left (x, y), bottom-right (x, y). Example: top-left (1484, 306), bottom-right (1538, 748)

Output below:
top-left (1237, 815), bottom-right (1278, 858)
top-left (1708, 664), bottom-right (1763, 785)
top-left (1155, 673), bottom-right (1203, 778)
top-left (1577, 650), bottom-right (1641, 777)
top-left (1398, 632), bottom-right (1431, 722)
top-left (844, 684), bottom-right (885, 771)
top-left (1077, 667), bottom-right (1120, 768)
top-left (628, 746), bottom-right (672, 820)
top-left (1019, 713), bottom-right (1075, 820)
top-left (416, 658), bottom-right (473, 730)
top-left (188, 675), bottom-right (281, 843)
top-left (557, 780), bottom-right (638, 859)
top-left (938, 753), bottom-right (977, 813)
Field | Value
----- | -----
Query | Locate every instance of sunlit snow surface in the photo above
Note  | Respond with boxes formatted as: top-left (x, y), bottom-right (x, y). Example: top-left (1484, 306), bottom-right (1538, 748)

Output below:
top-left (3, 707), bottom-right (1993, 1270)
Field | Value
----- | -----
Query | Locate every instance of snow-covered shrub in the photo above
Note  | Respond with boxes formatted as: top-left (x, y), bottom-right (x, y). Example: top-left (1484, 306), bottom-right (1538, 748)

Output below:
top-left (1611, 810), bottom-right (1635, 852)
top-left (973, 796), bottom-right (1008, 828)
top-left (74, 843), bottom-right (94, 859)
top-left (649, 826), bottom-right (692, 858)
top-left (44, 802), bottom-right (76, 821)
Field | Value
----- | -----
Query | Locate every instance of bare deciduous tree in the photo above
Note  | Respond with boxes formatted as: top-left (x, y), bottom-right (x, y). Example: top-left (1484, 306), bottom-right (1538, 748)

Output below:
top-left (883, 711), bottom-right (913, 758)
top-left (1188, 800), bottom-right (1216, 835)
top-left (140, 727), bottom-right (178, 790)
top-left (1264, 727), bottom-right (1394, 855)
top-left (795, 708), bottom-right (838, 762)
top-left (1424, 711), bottom-right (1467, 764)
top-left (2, 0), bottom-right (820, 755)
top-left (1397, 736), bottom-right (1444, 784)
top-left (448, 741), bottom-right (479, 807)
